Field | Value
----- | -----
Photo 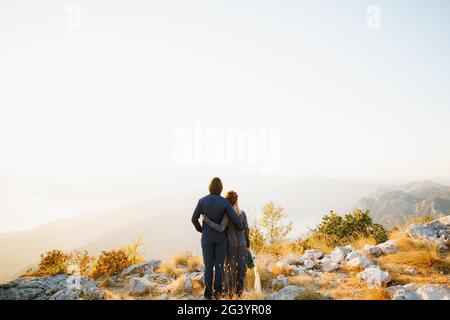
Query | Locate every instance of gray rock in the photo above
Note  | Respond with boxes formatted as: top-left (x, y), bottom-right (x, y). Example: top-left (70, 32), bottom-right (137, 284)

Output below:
top-left (122, 259), bottom-right (162, 276)
top-left (267, 285), bottom-right (306, 300)
top-left (154, 273), bottom-right (173, 284)
top-left (183, 273), bottom-right (193, 293)
top-left (303, 259), bottom-right (315, 270)
top-left (160, 293), bottom-right (169, 300)
top-left (320, 255), bottom-right (331, 264)
top-left (438, 215), bottom-right (450, 228)
top-left (129, 277), bottom-right (156, 296)
top-left (415, 285), bottom-right (450, 300)
top-left (436, 239), bottom-right (449, 251)
top-left (272, 275), bottom-right (289, 288)
top-left (347, 256), bottom-right (372, 268)
top-left (346, 251), bottom-right (362, 260)
top-left (376, 240), bottom-right (397, 254)
top-left (0, 275), bottom-right (103, 300)
top-left (405, 267), bottom-right (417, 275)
top-left (322, 261), bottom-right (340, 272)
top-left (331, 247), bottom-right (350, 263)
top-left (281, 254), bottom-right (304, 265)
top-left (407, 216), bottom-right (450, 241)
top-left (357, 266), bottom-right (391, 289)
top-left (291, 266), bottom-right (307, 275)
top-left (364, 245), bottom-right (384, 257)
top-left (190, 272), bottom-right (204, 283)
top-left (323, 293), bottom-right (334, 300)
top-left (306, 249), bottom-right (323, 260)
top-left (386, 285), bottom-right (421, 300)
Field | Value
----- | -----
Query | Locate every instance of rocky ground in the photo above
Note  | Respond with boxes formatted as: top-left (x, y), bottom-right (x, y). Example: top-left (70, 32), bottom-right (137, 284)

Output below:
top-left (1, 216), bottom-right (449, 300)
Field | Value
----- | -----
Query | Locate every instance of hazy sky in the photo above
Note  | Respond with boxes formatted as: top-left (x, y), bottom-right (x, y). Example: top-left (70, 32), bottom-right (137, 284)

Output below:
top-left (1, 1), bottom-right (450, 231)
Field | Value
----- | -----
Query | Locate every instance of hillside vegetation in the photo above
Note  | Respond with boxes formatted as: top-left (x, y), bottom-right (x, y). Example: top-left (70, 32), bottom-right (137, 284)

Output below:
top-left (1, 204), bottom-right (449, 300)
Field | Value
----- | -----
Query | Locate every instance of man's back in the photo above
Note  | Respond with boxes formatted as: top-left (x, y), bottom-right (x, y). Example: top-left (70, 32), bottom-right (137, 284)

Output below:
top-left (199, 194), bottom-right (229, 223)
top-left (191, 194), bottom-right (244, 241)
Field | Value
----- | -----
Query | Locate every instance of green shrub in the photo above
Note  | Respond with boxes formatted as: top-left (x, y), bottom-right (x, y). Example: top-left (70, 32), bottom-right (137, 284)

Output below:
top-left (311, 209), bottom-right (388, 247)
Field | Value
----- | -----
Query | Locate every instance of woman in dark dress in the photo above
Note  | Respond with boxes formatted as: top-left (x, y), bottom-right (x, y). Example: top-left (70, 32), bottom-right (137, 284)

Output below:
top-left (203, 190), bottom-right (250, 297)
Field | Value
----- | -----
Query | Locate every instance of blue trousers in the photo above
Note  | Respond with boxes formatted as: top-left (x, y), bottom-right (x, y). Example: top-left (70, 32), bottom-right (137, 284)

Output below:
top-left (201, 238), bottom-right (227, 299)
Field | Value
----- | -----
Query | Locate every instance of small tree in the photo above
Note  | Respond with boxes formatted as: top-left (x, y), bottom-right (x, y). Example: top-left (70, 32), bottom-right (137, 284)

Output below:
top-left (22, 249), bottom-right (70, 277)
top-left (260, 201), bottom-right (293, 245)
top-left (91, 249), bottom-right (131, 279)
top-left (249, 224), bottom-right (266, 254)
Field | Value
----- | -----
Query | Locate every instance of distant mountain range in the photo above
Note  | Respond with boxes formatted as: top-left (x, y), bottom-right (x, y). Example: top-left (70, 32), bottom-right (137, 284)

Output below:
top-left (355, 181), bottom-right (450, 228)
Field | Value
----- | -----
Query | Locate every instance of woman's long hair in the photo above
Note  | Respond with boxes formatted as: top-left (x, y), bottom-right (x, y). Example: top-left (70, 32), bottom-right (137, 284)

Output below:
top-left (224, 190), bottom-right (238, 205)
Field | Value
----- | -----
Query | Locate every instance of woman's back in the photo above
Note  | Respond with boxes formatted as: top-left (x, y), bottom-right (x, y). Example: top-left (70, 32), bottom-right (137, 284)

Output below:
top-left (227, 211), bottom-right (248, 248)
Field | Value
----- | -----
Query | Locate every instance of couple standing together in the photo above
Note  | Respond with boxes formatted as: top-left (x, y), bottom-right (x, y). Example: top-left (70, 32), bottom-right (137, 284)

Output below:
top-left (191, 177), bottom-right (250, 300)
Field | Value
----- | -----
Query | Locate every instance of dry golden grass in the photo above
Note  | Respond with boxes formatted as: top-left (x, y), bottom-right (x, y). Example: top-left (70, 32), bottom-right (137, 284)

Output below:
top-left (380, 250), bottom-right (439, 271)
top-left (303, 235), bottom-right (334, 254)
top-left (269, 264), bottom-right (294, 277)
top-left (161, 252), bottom-right (204, 274)
top-left (164, 274), bottom-right (192, 295)
top-left (382, 264), bottom-right (449, 286)
top-left (295, 287), bottom-right (327, 300)
top-left (288, 274), bottom-right (315, 287)
top-left (350, 236), bottom-right (377, 250)
top-left (258, 241), bottom-right (305, 257)
top-left (254, 261), bottom-right (274, 290)
top-left (389, 231), bottom-right (413, 248)
top-left (172, 251), bottom-right (192, 266)
top-left (245, 268), bottom-right (256, 291)
top-left (123, 236), bottom-right (146, 265)
top-left (241, 290), bottom-right (265, 300)
top-left (379, 233), bottom-right (449, 273)
top-left (187, 256), bottom-right (203, 272)
top-left (392, 214), bottom-right (440, 232)
top-left (191, 276), bottom-right (204, 293)
top-left (103, 289), bottom-right (135, 300)
top-left (316, 272), bottom-right (389, 300)
top-left (355, 288), bottom-right (389, 300)
top-left (377, 231), bottom-right (450, 285)
top-left (157, 261), bottom-right (182, 278)
top-left (339, 264), bottom-right (366, 274)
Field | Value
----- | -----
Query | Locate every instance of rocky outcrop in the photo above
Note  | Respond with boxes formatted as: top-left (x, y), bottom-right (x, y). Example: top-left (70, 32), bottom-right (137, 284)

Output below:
top-left (330, 246), bottom-right (351, 263)
top-left (387, 284), bottom-right (450, 300)
top-left (406, 216), bottom-right (450, 251)
top-left (0, 275), bottom-right (104, 300)
top-left (387, 284), bottom-right (421, 300)
top-left (364, 245), bottom-right (384, 257)
top-left (347, 255), bottom-right (372, 268)
top-left (272, 275), bottom-right (288, 289)
top-left (322, 261), bottom-right (340, 272)
top-left (280, 254), bottom-right (304, 265)
top-left (129, 276), bottom-right (157, 296)
top-left (122, 259), bottom-right (162, 277)
top-left (267, 285), bottom-right (306, 300)
top-left (407, 216), bottom-right (449, 241)
top-left (357, 266), bottom-right (391, 289)
top-left (416, 285), bottom-right (450, 300)
top-left (364, 240), bottom-right (397, 257)
top-left (182, 273), bottom-right (193, 294)
top-left (303, 260), bottom-right (315, 270)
